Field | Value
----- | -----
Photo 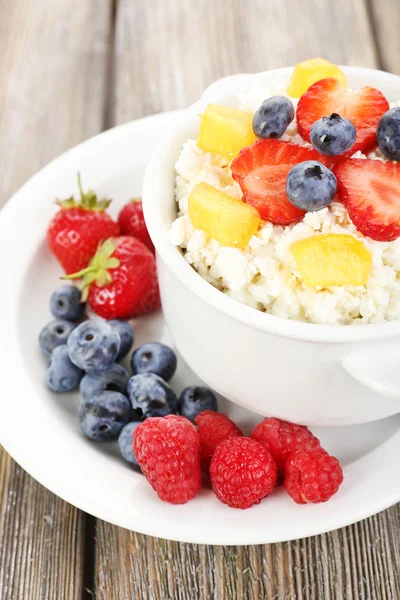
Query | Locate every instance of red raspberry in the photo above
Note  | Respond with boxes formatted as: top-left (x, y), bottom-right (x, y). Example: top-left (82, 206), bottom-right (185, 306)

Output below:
top-left (194, 410), bottom-right (242, 470)
top-left (210, 437), bottom-right (277, 509)
top-left (284, 449), bottom-right (344, 504)
top-left (118, 199), bottom-right (154, 252)
top-left (251, 418), bottom-right (321, 473)
top-left (133, 415), bottom-right (201, 504)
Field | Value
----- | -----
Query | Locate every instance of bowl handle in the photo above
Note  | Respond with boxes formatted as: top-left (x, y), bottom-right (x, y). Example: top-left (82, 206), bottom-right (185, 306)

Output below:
top-left (342, 343), bottom-right (400, 399)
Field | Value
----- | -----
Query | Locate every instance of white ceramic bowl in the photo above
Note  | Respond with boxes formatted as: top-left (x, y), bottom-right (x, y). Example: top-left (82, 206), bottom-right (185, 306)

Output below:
top-left (143, 66), bottom-right (400, 426)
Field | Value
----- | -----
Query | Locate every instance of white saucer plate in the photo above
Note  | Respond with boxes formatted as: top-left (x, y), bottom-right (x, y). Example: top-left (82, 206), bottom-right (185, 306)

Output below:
top-left (0, 111), bottom-right (399, 545)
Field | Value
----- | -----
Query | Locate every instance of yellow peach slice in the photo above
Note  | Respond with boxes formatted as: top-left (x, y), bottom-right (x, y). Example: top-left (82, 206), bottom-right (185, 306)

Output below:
top-left (188, 182), bottom-right (260, 249)
top-left (287, 58), bottom-right (347, 98)
top-left (291, 234), bottom-right (371, 287)
top-left (198, 104), bottom-right (258, 158)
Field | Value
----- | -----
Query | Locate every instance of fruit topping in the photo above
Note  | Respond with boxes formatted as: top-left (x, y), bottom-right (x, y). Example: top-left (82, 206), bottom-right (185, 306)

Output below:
top-left (210, 437), bottom-right (278, 509)
top-left (46, 345), bottom-right (83, 393)
top-left (78, 391), bottom-right (132, 441)
top-left (377, 107), bottom-right (400, 161)
top-left (286, 160), bottom-right (337, 211)
top-left (133, 415), bottom-right (202, 504)
top-left (188, 182), bottom-right (260, 248)
top-left (107, 319), bottom-right (134, 361)
top-left (118, 421), bottom-right (142, 467)
top-left (252, 96), bottom-right (295, 139)
top-left (80, 363), bottom-right (130, 401)
top-left (231, 139), bottom-right (332, 224)
top-left (50, 285), bottom-right (85, 322)
top-left (39, 319), bottom-right (77, 357)
top-left (310, 113), bottom-right (356, 156)
top-left (297, 78), bottom-right (389, 157)
top-left (198, 104), bottom-right (258, 157)
top-left (335, 159), bottom-right (400, 242)
top-left (287, 58), bottom-right (347, 98)
top-left (194, 410), bottom-right (243, 470)
top-left (291, 233), bottom-right (372, 287)
top-left (127, 373), bottom-right (178, 418)
top-left (67, 318), bottom-right (121, 372)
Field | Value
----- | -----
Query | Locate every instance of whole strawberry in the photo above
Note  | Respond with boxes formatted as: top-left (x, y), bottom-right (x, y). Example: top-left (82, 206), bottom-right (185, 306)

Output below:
top-left (284, 449), bottom-right (343, 504)
top-left (133, 415), bottom-right (202, 504)
top-left (251, 417), bottom-right (321, 474)
top-left (210, 437), bottom-right (277, 509)
top-left (66, 236), bottom-right (160, 319)
top-left (118, 198), bottom-right (154, 252)
top-left (47, 174), bottom-right (120, 274)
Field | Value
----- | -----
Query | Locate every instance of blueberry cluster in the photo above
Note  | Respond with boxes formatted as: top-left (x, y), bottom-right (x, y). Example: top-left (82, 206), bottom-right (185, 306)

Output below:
top-left (39, 284), bottom-right (217, 468)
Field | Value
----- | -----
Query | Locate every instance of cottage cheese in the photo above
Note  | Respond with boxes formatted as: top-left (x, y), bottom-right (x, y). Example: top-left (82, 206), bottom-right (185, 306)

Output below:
top-left (169, 84), bottom-right (400, 325)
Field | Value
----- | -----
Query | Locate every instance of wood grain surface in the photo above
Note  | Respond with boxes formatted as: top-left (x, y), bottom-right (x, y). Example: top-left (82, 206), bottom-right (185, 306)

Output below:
top-left (1, 0), bottom-right (400, 598)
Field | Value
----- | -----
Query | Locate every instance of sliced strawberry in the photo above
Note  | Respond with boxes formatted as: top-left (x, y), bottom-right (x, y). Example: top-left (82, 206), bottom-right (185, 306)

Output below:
top-left (297, 78), bottom-right (389, 158)
top-left (335, 159), bottom-right (400, 242)
top-left (231, 139), bottom-right (331, 225)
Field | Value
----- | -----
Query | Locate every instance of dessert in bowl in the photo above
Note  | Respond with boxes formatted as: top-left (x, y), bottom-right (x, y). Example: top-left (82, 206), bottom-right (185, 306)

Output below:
top-left (143, 61), bottom-right (400, 425)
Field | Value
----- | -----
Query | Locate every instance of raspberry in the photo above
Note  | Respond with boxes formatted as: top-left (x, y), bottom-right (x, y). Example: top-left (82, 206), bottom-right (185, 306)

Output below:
top-left (133, 415), bottom-right (201, 504)
top-left (210, 437), bottom-right (277, 509)
top-left (284, 449), bottom-right (344, 504)
top-left (194, 410), bottom-right (242, 469)
top-left (251, 417), bottom-right (321, 473)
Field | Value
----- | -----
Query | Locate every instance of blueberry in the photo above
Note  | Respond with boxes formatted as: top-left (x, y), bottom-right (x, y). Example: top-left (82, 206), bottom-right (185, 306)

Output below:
top-left (377, 108), bottom-right (400, 161)
top-left (46, 345), bottom-right (83, 392)
top-left (127, 373), bottom-right (178, 418)
top-left (310, 113), bottom-right (356, 156)
top-left (80, 363), bottom-right (130, 401)
top-left (39, 319), bottom-right (77, 357)
top-left (108, 319), bottom-right (134, 361)
top-left (286, 161), bottom-right (337, 211)
top-left (178, 386), bottom-right (217, 422)
top-left (252, 96), bottom-right (295, 139)
top-left (67, 319), bottom-right (120, 372)
top-left (50, 285), bottom-right (85, 322)
top-left (118, 421), bottom-right (142, 467)
top-left (130, 342), bottom-right (177, 381)
top-left (78, 391), bottom-right (132, 441)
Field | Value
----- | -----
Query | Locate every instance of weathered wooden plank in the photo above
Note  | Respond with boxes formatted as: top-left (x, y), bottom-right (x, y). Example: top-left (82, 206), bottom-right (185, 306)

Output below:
top-left (368, 0), bottom-right (400, 74)
top-left (0, 0), bottom-right (110, 598)
top-left (112, 0), bottom-right (378, 123)
top-left (96, 1), bottom-right (400, 599)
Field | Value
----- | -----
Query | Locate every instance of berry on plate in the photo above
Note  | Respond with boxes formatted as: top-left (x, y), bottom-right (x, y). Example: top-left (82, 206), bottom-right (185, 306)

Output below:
top-left (68, 319), bottom-right (120, 372)
top-left (39, 319), bottom-right (77, 357)
top-left (251, 417), bottom-right (321, 473)
top-left (118, 198), bottom-right (154, 252)
top-left (310, 113), bottom-right (356, 156)
top-left (296, 78), bottom-right (389, 157)
top-left (66, 237), bottom-right (160, 320)
top-left (80, 363), bottom-right (130, 401)
top-left (46, 345), bottom-right (83, 393)
top-left (188, 182), bottom-right (260, 249)
top-left (130, 342), bottom-right (177, 382)
top-left (231, 139), bottom-right (331, 224)
top-left (252, 96), bottom-right (295, 139)
top-left (284, 449), bottom-right (344, 504)
top-left (287, 58), bottom-right (347, 98)
top-left (194, 410), bottom-right (242, 470)
top-left (291, 233), bottom-right (372, 287)
top-left (127, 373), bottom-right (178, 418)
top-left (377, 107), bottom-right (400, 161)
top-left (210, 437), bottom-right (278, 509)
top-left (286, 160), bottom-right (337, 211)
top-left (118, 421), bottom-right (142, 467)
top-left (78, 391), bottom-right (132, 441)
top-left (133, 415), bottom-right (202, 504)
top-left (107, 319), bottom-right (134, 361)
top-left (47, 174), bottom-right (120, 274)
top-left (178, 386), bottom-right (217, 422)
top-left (198, 104), bottom-right (258, 158)
top-left (50, 285), bottom-right (85, 321)
top-left (335, 159), bottom-right (400, 242)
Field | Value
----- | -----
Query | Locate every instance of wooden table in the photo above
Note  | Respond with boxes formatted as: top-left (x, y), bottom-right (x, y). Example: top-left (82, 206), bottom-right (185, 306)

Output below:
top-left (1, 1), bottom-right (400, 598)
